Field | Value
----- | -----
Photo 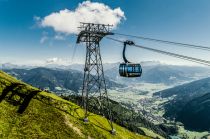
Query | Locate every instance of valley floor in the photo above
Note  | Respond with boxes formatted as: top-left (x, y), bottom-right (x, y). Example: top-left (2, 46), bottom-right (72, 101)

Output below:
top-left (108, 83), bottom-right (210, 138)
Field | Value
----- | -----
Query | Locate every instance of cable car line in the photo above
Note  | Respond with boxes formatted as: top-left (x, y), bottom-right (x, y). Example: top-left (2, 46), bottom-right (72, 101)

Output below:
top-left (76, 31), bottom-right (210, 66)
top-left (105, 36), bottom-right (210, 66)
top-left (114, 32), bottom-right (210, 51)
top-left (132, 43), bottom-right (210, 66)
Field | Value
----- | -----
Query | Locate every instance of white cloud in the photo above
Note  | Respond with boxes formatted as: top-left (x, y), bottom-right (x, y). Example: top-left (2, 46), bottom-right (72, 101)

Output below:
top-left (33, 16), bottom-right (41, 22)
top-left (46, 57), bottom-right (60, 63)
top-left (45, 57), bottom-right (69, 65)
top-left (40, 1), bottom-right (125, 34)
top-left (40, 31), bottom-right (49, 44)
top-left (40, 36), bottom-right (48, 44)
top-left (54, 34), bottom-right (66, 40)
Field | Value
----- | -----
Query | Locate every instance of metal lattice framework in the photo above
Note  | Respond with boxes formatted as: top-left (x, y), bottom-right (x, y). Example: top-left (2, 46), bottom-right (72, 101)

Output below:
top-left (76, 23), bottom-right (115, 133)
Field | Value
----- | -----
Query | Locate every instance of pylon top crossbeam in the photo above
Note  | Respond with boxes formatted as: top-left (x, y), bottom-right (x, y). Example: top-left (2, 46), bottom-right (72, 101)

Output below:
top-left (76, 22), bottom-right (113, 44)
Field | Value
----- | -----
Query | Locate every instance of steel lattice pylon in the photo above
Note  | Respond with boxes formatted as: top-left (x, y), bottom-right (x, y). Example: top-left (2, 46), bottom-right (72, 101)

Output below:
top-left (76, 23), bottom-right (115, 134)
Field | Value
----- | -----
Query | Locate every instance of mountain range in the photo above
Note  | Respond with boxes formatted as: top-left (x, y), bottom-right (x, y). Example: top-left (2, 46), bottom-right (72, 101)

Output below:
top-left (2, 61), bottom-right (210, 86)
top-left (3, 68), bottom-right (123, 94)
top-left (154, 77), bottom-right (210, 131)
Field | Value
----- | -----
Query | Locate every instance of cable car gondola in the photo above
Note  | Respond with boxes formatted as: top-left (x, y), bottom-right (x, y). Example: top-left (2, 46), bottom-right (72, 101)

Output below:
top-left (119, 40), bottom-right (142, 77)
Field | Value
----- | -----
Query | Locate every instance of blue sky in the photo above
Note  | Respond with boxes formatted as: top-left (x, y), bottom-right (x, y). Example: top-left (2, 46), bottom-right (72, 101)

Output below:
top-left (0, 0), bottom-right (210, 66)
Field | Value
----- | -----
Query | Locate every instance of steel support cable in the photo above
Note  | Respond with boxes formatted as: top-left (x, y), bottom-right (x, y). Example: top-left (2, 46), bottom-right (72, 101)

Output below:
top-left (114, 32), bottom-right (210, 51)
top-left (105, 36), bottom-right (210, 66)
top-left (71, 43), bottom-right (78, 64)
top-left (63, 43), bottom-right (78, 97)
top-left (77, 31), bottom-right (210, 66)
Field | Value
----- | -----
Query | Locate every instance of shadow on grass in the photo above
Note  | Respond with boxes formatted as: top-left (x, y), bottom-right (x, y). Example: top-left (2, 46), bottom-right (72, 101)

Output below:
top-left (0, 83), bottom-right (40, 114)
top-left (34, 94), bottom-right (83, 120)
top-left (0, 83), bottom-right (113, 133)
top-left (90, 117), bottom-right (112, 133)
top-left (34, 94), bottom-right (113, 133)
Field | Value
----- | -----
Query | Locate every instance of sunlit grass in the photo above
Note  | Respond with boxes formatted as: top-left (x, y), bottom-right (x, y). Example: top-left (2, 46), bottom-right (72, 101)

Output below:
top-left (0, 70), bottom-right (150, 139)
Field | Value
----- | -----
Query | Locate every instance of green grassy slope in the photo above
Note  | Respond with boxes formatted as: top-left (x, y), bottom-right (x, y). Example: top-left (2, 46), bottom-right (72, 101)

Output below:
top-left (0, 71), bottom-right (150, 139)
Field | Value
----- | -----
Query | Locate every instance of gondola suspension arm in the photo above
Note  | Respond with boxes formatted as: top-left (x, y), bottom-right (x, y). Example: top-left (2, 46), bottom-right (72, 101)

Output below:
top-left (123, 40), bottom-right (135, 63)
